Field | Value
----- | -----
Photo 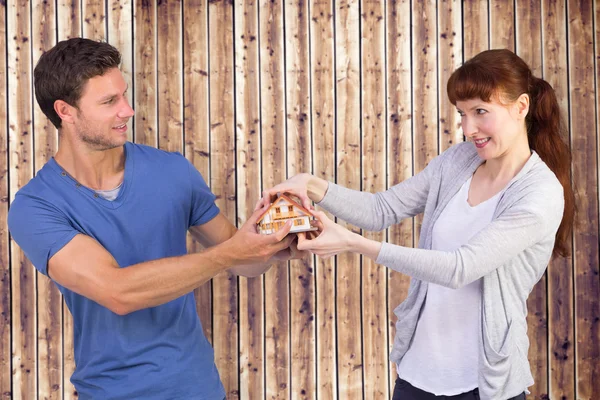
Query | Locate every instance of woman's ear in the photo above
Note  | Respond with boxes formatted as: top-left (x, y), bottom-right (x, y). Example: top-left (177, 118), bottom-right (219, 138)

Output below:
top-left (515, 93), bottom-right (530, 120)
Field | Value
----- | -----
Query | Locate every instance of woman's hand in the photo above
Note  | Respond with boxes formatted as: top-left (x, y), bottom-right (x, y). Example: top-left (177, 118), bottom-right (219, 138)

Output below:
top-left (296, 211), bottom-right (383, 260)
top-left (254, 173), bottom-right (328, 212)
top-left (295, 211), bottom-right (355, 259)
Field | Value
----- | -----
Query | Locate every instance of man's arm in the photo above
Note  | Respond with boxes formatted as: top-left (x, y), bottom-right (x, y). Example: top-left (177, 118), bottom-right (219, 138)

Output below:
top-left (189, 212), bottom-right (302, 277)
top-left (48, 208), bottom-right (294, 315)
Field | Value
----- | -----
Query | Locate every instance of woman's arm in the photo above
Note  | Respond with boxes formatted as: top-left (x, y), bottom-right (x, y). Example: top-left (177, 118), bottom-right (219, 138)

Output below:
top-left (300, 185), bottom-right (564, 289)
top-left (260, 151), bottom-right (445, 232)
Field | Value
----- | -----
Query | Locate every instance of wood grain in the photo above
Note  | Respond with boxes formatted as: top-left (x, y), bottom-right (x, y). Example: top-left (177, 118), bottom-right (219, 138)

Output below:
top-left (568, 1), bottom-right (600, 398)
top-left (134, 0), bottom-right (157, 147)
top-left (386, 0), bottom-right (413, 393)
top-left (335, 0), bottom-right (363, 397)
top-left (8, 0), bottom-right (37, 398)
top-left (234, 0), bottom-right (263, 397)
top-left (0, 1), bottom-right (10, 397)
top-left (260, 1), bottom-right (290, 397)
top-left (463, 0), bottom-right (488, 59)
top-left (361, 0), bottom-right (388, 398)
top-left (288, 0), bottom-right (316, 398)
top-left (82, 0), bottom-right (106, 41)
top-left (157, 0), bottom-right (183, 152)
top-left (516, 2), bottom-right (548, 399)
top-left (489, 0), bottom-right (515, 51)
top-left (32, 1), bottom-right (62, 398)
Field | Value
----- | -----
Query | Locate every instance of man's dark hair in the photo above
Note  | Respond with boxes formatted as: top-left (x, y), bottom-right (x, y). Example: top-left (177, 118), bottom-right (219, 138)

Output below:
top-left (34, 38), bottom-right (121, 129)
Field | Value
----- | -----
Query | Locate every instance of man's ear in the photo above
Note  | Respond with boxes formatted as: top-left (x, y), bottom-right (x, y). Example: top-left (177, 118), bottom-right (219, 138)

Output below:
top-left (54, 100), bottom-right (77, 125)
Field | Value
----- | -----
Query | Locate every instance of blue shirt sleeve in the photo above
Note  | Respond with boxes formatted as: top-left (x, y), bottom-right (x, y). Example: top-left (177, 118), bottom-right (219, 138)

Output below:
top-left (186, 159), bottom-right (220, 227)
top-left (7, 194), bottom-right (79, 276)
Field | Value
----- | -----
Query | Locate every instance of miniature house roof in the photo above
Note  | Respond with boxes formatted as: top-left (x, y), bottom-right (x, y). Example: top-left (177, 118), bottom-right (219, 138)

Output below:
top-left (256, 193), bottom-right (313, 224)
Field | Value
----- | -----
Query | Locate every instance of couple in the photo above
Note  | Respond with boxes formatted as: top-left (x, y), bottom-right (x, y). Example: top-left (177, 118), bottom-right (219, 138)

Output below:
top-left (9, 38), bottom-right (572, 400)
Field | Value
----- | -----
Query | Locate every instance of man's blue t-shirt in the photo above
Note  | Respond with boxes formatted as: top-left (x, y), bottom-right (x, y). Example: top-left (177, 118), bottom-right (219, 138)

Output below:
top-left (7, 142), bottom-right (226, 399)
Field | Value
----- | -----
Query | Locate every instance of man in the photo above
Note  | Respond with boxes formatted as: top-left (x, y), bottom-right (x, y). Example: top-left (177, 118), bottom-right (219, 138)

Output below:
top-left (8, 38), bottom-right (300, 399)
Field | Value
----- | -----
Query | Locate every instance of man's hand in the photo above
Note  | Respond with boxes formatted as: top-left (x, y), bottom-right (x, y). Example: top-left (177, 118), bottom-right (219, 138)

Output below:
top-left (225, 203), bottom-right (297, 276)
top-left (272, 234), bottom-right (310, 262)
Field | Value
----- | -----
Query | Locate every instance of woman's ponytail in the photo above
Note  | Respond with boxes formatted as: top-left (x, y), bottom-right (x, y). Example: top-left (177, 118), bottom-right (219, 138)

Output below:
top-left (527, 77), bottom-right (575, 258)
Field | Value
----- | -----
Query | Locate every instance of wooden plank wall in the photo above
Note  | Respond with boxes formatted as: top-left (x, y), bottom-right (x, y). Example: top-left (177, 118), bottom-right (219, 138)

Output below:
top-left (1, 1), bottom-right (599, 399)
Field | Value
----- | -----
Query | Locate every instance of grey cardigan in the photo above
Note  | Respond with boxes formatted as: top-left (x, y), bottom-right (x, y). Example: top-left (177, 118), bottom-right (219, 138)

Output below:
top-left (318, 142), bottom-right (564, 400)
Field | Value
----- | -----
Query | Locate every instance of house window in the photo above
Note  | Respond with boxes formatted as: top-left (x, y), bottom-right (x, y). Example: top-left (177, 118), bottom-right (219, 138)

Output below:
top-left (294, 219), bottom-right (303, 226)
top-left (275, 207), bottom-right (281, 214)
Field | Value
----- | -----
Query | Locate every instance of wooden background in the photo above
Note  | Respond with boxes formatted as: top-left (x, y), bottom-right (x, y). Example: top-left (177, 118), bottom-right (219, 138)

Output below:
top-left (1, 0), bottom-right (599, 399)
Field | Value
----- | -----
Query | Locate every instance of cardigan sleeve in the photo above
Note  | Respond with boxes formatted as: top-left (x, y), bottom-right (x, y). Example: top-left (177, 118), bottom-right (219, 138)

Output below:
top-left (317, 150), bottom-right (448, 231)
top-left (375, 179), bottom-right (564, 289)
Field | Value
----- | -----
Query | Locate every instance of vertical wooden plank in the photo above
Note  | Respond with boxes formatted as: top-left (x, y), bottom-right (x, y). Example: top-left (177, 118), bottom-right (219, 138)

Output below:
top-left (260, 0), bottom-right (290, 398)
top-left (0, 1), bottom-right (11, 397)
top-left (82, 0), bottom-right (106, 40)
top-left (108, 0), bottom-right (133, 142)
top-left (234, 0), bottom-right (263, 397)
top-left (208, 0), bottom-right (239, 389)
top-left (8, 0), bottom-right (37, 398)
top-left (31, 2), bottom-right (58, 188)
top-left (516, 0), bottom-right (542, 72)
top-left (515, 2), bottom-right (549, 399)
top-left (596, 8), bottom-right (600, 400)
top-left (57, 4), bottom-right (82, 398)
top-left (183, 0), bottom-right (216, 368)
top-left (58, 0), bottom-right (82, 40)
top-left (310, 1), bottom-right (337, 398)
top-left (209, 0), bottom-right (239, 398)
top-left (360, 0), bottom-right (388, 398)
top-left (438, 0), bottom-right (462, 151)
top-left (32, 1), bottom-right (62, 399)
top-left (412, 0), bottom-right (437, 233)
top-left (568, 1), bottom-right (600, 399)
top-left (335, 0), bottom-right (363, 397)
top-left (157, 0), bottom-right (182, 152)
top-left (597, 0), bottom-right (600, 236)
top-left (234, 0), bottom-right (262, 398)
top-left (462, 0), bottom-right (488, 60)
top-left (188, 1), bottom-right (239, 396)
top-left (542, 2), bottom-right (575, 399)
top-left (287, 0), bottom-right (317, 398)
top-left (489, 0), bottom-right (515, 51)
top-left (386, 0), bottom-right (412, 393)
top-left (133, 0), bottom-right (157, 147)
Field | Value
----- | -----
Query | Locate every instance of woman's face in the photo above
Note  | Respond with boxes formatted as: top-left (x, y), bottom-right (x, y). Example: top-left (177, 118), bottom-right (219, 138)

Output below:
top-left (456, 94), bottom-right (529, 161)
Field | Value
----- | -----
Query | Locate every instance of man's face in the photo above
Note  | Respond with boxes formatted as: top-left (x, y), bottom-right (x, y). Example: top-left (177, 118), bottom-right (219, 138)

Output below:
top-left (72, 68), bottom-right (134, 150)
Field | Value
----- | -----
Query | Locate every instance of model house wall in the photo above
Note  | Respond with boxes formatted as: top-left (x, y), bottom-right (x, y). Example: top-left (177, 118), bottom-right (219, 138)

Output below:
top-left (257, 195), bottom-right (315, 234)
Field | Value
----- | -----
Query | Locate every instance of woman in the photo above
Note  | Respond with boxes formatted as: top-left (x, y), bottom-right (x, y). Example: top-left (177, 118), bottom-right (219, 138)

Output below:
top-left (258, 49), bottom-right (575, 400)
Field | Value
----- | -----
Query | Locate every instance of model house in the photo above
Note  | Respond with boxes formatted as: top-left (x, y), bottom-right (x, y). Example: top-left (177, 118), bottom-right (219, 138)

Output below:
top-left (257, 193), bottom-right (318, 235)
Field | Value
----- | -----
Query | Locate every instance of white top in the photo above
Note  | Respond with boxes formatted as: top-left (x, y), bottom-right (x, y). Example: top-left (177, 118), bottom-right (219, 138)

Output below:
top-left (397, 176), bottom-right (504, 396)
